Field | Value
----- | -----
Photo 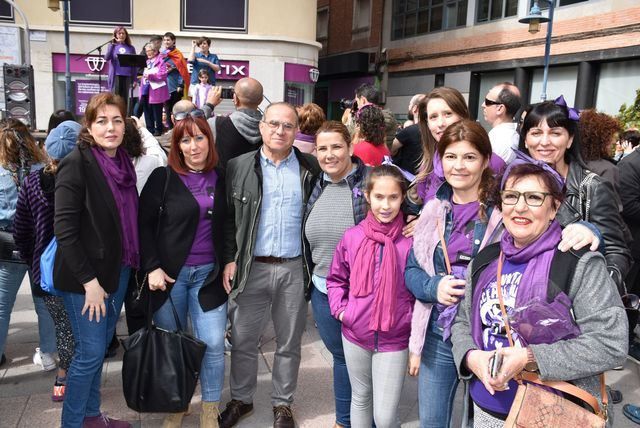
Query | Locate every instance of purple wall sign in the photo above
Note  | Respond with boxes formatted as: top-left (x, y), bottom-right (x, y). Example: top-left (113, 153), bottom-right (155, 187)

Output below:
top-left (215, 60), bottom-right (250, 81)
top-left (75, 80), bottom-right (110, 116)
top-left (285, 84), bottom-right (305, 106)
top-left (284, 63), bottom-right (319, 84)
top-left (52, 53), bottom-right (110, 75)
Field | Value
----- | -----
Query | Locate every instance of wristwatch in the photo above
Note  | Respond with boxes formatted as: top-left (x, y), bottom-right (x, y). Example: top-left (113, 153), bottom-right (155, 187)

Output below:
top-left (524, 347), bottom-right (538, 372)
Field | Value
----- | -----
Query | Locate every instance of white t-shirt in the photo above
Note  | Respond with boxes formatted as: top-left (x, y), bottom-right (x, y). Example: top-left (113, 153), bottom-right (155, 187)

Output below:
top-left (488, 122), bottom-right (519, 164)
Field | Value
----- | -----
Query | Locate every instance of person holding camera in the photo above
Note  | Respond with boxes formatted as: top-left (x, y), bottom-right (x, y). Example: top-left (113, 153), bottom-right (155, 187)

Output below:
top-left (189, 36), bottom-right (221, 87)
top-left (342, 83), bottom-right (398, 149)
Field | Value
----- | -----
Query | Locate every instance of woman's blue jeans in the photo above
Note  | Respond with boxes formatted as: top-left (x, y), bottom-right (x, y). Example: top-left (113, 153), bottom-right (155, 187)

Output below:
top-left (153, 263), bottom-right (227, 403)
top-left (0, 262), bottom-right (57, 357)
top-left (418, 328), bottom-right (459, 428)
top-left (61, 266), bottom-right (130, 428)
top-left (311, 286), bottom-right (351, 427)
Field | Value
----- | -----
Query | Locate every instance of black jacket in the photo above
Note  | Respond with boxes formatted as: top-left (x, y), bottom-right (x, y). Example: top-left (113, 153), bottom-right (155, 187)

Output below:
top-left (556, 160), bottom-right (632, 290)
top-left (53, 145), bottom-right (125, 294)
top-left (139, 166), bottom-right (228, 314)
top-left (619, 150), bottom-right (640, 259)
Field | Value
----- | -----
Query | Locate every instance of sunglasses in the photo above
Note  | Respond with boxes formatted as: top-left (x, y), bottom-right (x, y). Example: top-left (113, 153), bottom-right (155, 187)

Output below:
top-left (484, 98), bottom-right (502, 107)
top-left (173, 109), bottom-right (205, 121)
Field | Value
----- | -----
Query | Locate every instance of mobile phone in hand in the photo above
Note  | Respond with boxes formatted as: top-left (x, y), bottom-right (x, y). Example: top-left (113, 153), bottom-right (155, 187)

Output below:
top-left (489, 351), bottom-right (503, 379)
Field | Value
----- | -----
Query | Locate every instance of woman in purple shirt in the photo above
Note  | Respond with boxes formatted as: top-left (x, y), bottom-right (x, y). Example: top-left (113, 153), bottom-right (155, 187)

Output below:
top-left (138, 112), bottom-right (228, 428)
top-left (105, 26), bottom-right (136, 108)
top-left (405, 120), bottom-right (503, 427)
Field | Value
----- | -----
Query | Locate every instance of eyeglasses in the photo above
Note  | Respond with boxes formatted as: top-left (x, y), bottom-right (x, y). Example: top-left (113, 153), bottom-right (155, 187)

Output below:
top-left (501, 190), bottom-right (552, 207)
top-left (484, 98), bottom-right (502, 107)
top-left (174, 109), bottom-right (205, 121)
top-left (261, 120), bottom-right (296, 132)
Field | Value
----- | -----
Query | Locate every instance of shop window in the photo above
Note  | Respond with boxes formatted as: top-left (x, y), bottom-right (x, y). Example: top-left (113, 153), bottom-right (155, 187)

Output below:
top-left (596, 60), bottom-right (640, 116)
top-left (392, 0), bottom-right (468, 40)
top-left (69, 0), bottom-right (131, 26)
top-left (476, 0), bottom-right (518, 23)
top-left (0, 3), bottom-right (13, 22)
top-left (181, 0), bottom-right (247, 32)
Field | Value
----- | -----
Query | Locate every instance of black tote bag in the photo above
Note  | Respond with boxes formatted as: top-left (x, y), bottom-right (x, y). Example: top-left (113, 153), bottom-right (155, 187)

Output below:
top-left (121, 296), bottom-right (207, 413)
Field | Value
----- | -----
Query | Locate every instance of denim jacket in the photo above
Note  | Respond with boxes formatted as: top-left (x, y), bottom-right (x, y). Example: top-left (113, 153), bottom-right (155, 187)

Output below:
top-left (0, 163), bottom-right (42, 229)
top-left (405, 182), bottom-right (501, 332)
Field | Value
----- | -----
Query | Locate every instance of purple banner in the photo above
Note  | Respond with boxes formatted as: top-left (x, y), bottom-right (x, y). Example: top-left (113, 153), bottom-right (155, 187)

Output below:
top-left (75, 80), bottom-right (109, 116)
top-left (284, 63), bottom-right (319, 84)
top-left (285, 84), bottom-right (305, 106)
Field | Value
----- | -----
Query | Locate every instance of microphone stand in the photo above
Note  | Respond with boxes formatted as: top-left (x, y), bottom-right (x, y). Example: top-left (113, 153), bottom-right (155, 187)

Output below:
top-left (77, 39), bottom-right (113, 93)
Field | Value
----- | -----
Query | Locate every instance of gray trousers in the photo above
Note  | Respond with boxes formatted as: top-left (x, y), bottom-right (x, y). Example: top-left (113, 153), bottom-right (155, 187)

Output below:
top-left (342, 335), bottom-right (408, 428)
top-left (229, 258), bottom-right (307, 406)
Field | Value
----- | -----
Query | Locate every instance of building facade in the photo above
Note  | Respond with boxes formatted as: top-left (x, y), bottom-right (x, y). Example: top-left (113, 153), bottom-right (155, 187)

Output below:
top-left (382, 0), bottom-right (640, 126)
top-left (0, 0), bottom-right (319, 130)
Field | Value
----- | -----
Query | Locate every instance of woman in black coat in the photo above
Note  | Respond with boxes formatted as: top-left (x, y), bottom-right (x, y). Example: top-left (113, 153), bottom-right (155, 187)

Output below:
top-left (138, 112), bottom-right (227, 427)
top-left (54, 92), bottom-right (138, 428)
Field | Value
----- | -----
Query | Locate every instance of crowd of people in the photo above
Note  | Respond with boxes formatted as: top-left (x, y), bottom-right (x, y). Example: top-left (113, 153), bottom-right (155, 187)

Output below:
top-left (0, 25), bottom-right (639, 428)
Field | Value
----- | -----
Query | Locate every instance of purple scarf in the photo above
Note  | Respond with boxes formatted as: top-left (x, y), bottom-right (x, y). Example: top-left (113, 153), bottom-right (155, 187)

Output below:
top-left (351, 212), bottom-right (405, 332)
top-left (91, 146), bottom-right (140, 269)
top-left (294, 132), bottom-right (315, 144)
top-left (470, 221), bottom-right (562, 348)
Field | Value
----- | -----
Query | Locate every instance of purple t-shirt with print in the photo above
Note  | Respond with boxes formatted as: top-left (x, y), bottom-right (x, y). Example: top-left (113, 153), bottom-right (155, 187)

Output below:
top-left (446, 200), bottom-right (479, 273)
top-left (178, 170), bottom-right (217, 266)
top-left (470, 259), bottom-right (526, 416)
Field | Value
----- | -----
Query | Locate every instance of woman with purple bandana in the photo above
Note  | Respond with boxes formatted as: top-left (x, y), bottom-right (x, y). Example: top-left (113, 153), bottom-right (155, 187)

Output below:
top-left (413, 87), bottom-right (506, 205)
top-left (405, 120), bottom-right (503, 427)
top-left (54, 93), bottom-right (137, 427)
top-left (450, 160), bottom-right (627, 427)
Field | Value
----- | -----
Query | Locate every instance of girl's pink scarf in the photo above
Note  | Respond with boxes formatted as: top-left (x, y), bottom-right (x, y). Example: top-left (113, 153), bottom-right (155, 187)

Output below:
top-left (351, 211), bottom-right (404, 332)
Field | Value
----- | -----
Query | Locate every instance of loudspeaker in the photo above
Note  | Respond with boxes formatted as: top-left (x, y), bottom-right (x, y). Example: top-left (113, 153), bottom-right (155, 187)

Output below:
top-left (3, 64), bottom-right (36, 129)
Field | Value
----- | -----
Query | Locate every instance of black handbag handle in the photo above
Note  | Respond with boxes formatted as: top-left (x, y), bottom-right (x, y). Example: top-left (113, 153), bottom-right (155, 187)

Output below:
top-left (146, 293), bottom-right (186, 332)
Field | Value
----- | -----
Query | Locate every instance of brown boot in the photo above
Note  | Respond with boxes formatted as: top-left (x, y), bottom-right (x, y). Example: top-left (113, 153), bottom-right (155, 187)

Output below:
top-left (162, 412), bottom-right (185, 428)
top-left (200, 401), bottom-right (220, 428)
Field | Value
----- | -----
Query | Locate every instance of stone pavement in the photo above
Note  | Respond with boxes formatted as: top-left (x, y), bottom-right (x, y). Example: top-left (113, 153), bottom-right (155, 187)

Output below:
top-left (1, 275), bottom-right (639, 427)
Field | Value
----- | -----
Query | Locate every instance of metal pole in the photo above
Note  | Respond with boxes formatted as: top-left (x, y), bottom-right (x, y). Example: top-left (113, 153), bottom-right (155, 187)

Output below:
top-left (63, 0), bottom-right (71, 111)
top-left (540, 0), bottom-right (555, 102)
top-left (2, 0), bottom-right (30, 64)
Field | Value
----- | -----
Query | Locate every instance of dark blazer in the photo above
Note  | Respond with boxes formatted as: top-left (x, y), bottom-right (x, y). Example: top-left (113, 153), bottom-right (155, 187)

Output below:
top-left (139, 166), bottom-right (228, 314)
top-left (54, 145), bottom-right (124, 294)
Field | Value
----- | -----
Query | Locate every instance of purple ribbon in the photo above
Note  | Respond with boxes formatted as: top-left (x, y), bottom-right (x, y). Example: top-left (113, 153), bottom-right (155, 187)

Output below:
top-left (500, 151), bottom-right (565, 193)
top-left (381, 156), bottom-right (416, 182)
top-left (554, 95), bottom-right (580, 121)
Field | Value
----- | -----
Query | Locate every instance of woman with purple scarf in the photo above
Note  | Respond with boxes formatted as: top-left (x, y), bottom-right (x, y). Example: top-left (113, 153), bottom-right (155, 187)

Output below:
top-left (105, 27), bottom-right (137, 109)
top-left (54, 93), bottom-right (137, 428)
top-left (450, 161), bottom-right (627, 427)
top-left (404, 120), bottom-right (503, 427)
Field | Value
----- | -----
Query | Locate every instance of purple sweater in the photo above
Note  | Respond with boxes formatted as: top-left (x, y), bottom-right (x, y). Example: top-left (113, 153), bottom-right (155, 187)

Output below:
top-left (13, 169), bottom-right (55, 293)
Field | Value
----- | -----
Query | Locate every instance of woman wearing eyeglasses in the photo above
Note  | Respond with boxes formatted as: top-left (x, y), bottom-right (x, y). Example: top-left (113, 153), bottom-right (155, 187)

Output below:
top-left (138, 112), bottom-right (228, 427)
top-left (142, 42), bottom-right (169, 137)
top-left (450, 161), bottom-right (627, 426)
top-left (518, 99), bottom-right (632, 295)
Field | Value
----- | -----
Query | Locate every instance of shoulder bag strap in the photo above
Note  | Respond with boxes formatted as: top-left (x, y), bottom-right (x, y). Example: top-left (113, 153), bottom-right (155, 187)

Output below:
top-left (437, 217), bottom-right (452, 275)
top-left (495, 253), bottom-right (607, 418)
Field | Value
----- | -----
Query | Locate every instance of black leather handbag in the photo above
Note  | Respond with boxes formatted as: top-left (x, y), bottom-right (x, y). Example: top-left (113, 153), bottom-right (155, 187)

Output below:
top-left (121, 296), bottom-right (207, 413)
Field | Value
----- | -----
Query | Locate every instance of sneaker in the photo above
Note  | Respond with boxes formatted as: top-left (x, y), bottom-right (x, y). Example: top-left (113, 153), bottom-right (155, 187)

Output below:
top-left (82, 413), bottom-right (132, 428)
top-left (33, 348), bottom-right (57, 371)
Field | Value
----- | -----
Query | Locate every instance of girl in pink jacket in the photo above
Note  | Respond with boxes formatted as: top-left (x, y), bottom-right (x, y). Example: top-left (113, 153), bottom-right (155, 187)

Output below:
top-left (327, 164), bottom-right (414, 428)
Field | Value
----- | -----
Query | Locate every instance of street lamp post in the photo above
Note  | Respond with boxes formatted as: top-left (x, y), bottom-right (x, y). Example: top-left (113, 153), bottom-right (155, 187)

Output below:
top-left (519, 0), bottom-right (556, 102)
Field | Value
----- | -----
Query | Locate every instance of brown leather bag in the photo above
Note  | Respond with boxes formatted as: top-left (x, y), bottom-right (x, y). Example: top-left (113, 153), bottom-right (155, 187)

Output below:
top-left (494, 253), bottom-right (608, 428)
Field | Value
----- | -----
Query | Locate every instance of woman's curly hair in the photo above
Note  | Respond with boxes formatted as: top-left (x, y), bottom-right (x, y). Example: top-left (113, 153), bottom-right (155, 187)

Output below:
top-left (578, 109), bottom-right (621, 161)
top-left (355, 104), bottom-right (385, 146)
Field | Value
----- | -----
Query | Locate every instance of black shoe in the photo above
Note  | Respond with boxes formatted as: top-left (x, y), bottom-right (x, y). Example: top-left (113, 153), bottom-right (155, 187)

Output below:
top-left (220, 399), bottom-right (253, 428)
top-left (0, 353), bottom-right (5, 367)
top-left (273, 405), bottom-right (295, 428)
top-left (607, 386), bottom-right (623, 404)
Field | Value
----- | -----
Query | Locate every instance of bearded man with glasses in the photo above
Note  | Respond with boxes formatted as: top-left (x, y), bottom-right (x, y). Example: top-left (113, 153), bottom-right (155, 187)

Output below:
top-left (219, 102), bottom-right (320, 428)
